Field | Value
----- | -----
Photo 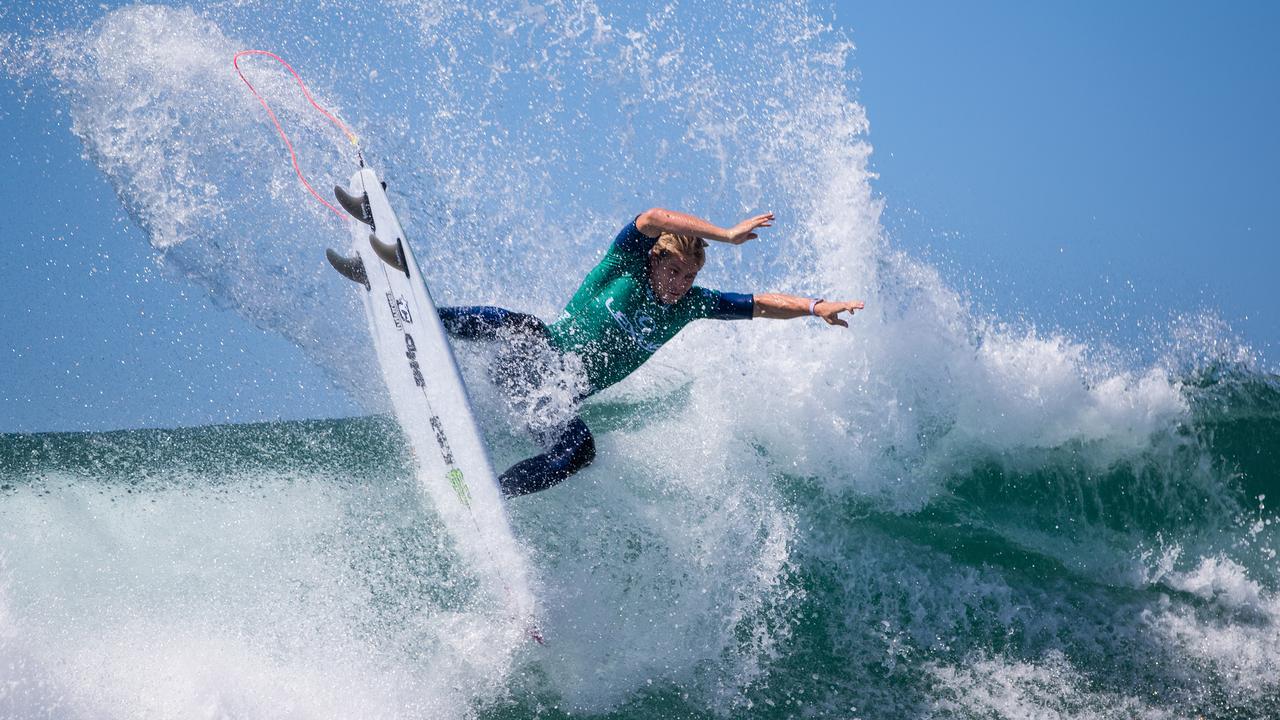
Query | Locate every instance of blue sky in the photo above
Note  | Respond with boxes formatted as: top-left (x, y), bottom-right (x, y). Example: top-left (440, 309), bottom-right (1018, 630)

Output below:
top-left (849, 2), bottom-right (1277, 353)
top-left (2, 2), bottom-right (1276, 433)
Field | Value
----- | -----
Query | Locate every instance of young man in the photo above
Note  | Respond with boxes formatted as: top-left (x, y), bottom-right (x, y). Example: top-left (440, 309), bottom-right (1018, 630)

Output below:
top-left (439, 208), bottom-right (864, 498)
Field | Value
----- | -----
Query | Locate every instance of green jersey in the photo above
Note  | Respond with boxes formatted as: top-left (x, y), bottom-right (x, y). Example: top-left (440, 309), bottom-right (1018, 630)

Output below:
top-left (546, 219), bottom-right (754, 394)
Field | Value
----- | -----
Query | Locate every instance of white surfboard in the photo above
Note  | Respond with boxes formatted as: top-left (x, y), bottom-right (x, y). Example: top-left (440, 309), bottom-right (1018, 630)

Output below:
top-left (326, 166), bottom-right (538, 640)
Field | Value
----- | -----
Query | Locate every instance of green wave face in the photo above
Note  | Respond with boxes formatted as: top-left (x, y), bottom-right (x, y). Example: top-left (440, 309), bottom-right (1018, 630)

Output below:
top-left (1, 416), bottom-right (408, 487)
top-left (3, 370), bottom-right (1278, 719)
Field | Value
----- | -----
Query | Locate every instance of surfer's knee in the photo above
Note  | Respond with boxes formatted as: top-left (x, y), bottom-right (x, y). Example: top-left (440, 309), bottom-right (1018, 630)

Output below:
top-left (570, 432), bottom-right (595, 472)
top-left (438, 306), bottom-right (511, 340)
top-left (563, 419), bottom-right (595, 472)
top-left (439, 306), bottom-right (546, 343)
top-left (437, 306), bottom-right (479, 339)
top-left (496, 419), bottom-right (594, 499)
top-left (508, 311), bottom-right (547, 336)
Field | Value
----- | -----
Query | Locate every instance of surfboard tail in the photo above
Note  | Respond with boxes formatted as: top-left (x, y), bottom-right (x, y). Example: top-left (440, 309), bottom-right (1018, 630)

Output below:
top-left (334, 184), bottom-right (373, 227)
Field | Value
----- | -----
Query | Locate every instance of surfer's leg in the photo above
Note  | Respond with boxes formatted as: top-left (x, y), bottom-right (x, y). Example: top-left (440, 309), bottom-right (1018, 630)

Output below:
top-left (437, 306), bottom-right (590, 498)
top-left (438, 306), bottom-right (545, 341)
top-left (498, 417), bottom-right (595, 498)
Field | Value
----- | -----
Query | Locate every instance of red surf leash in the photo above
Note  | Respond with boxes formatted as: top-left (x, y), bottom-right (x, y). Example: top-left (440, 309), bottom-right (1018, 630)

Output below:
top-left (232, 49), bottom-right (359, 222)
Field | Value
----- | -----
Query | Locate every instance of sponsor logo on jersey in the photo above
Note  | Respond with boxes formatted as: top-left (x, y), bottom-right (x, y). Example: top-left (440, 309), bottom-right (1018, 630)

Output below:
top-left (605, 296), bottom-right (659, 352)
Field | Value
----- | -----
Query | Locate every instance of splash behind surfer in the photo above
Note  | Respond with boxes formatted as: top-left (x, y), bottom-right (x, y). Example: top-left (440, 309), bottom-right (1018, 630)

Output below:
top-left (440, 208), bottom-right (864, 498)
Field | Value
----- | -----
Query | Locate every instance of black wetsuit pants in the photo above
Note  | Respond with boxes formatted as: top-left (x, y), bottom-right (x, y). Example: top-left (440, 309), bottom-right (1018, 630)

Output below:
top-left (437, 306), bottom-right (596, 498)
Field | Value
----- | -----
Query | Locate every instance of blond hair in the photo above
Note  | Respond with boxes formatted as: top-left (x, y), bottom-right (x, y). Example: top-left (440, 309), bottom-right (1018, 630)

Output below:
top-left (650, 232), bottom-right (708, 268)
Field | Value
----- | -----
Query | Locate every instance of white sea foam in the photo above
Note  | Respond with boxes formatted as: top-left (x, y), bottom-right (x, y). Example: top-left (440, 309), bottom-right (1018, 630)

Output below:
top-left (927, 651), bottom-right (1174, 720)
top-left (504, 412), bottom-right (798, 712)
top-left (0, 474), bottom-right (519, 718)
top-left (1138, 549), bottom-right (1280, 702)
top-left (1168, 552), bottom-right (1263, 609)
top-left (1150, 598), bottom-right (1280, 703)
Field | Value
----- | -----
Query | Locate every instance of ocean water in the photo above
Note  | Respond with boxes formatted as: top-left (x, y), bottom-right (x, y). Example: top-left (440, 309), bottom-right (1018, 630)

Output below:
top-left (3, 2), bottom-right (1279, 718)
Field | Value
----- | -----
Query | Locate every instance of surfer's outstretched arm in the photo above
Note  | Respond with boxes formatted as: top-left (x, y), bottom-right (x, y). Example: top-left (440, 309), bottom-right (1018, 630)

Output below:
top-left (636, 208), bottom-right (775, 245)
top-left (753, 294), bottom-right (865, 328)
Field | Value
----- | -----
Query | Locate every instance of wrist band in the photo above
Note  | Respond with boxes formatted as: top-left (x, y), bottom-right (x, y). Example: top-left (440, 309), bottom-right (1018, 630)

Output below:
top-left (809, 298), bottom-right (824, 316)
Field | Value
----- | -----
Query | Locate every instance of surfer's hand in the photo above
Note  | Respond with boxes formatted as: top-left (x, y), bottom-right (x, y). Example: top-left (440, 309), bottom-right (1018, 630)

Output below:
top-left (722, 212), bottom-right (774, 245)
top-left (815, 300), bottom-right (864, 328)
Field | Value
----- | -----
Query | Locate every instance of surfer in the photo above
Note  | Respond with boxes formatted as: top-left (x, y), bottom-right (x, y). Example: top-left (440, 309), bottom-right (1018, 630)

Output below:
top-left (439, 208), bottom-right (864, 498)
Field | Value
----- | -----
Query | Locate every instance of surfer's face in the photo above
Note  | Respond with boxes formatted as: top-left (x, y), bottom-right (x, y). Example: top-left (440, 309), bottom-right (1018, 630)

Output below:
top-left (649, 252), bottom-right (702, 304)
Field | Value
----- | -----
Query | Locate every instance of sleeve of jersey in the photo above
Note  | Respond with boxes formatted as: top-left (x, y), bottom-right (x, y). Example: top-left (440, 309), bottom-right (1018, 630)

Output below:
top-left (611, 218), bottom-right (657, 261)
top-left (696, 289), bottom-right (754, 320)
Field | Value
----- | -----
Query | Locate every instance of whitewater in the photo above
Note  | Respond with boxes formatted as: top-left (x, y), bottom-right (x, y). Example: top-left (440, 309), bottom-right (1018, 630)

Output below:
top-left (3, 2), bottom-right (1279, 718)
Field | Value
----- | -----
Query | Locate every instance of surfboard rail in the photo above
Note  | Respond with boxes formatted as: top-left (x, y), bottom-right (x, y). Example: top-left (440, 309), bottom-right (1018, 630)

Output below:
top-left (328, 166), bottom-right (539, 641)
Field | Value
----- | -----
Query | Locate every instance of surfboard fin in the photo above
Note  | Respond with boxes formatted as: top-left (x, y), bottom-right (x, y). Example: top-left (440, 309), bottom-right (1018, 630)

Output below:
top-left (334, 184), bottom-right (373, 227)
top-left (369, 233), bottom-right (410, 278)
top-left (325, 248), bottom-right (370, 290)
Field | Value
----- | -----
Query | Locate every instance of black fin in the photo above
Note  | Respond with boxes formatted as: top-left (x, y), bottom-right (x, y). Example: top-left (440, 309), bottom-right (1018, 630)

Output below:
top-left (334, 184), bottom-right (373, 227)
top-left (369, 233), bottom-right (410, 278)
top-left (325, 248), bottom-right (370, 290)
